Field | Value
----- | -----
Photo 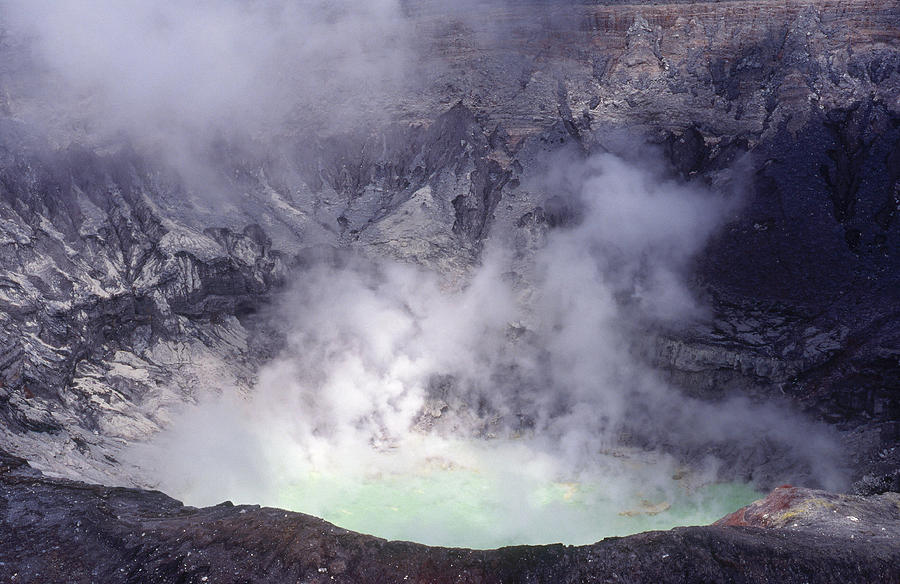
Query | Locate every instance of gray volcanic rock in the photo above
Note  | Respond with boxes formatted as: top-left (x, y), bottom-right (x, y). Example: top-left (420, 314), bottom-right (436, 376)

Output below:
top-left (0, 129), bottom-right (290, 483)
top-left (0, 103), bottom-right (519, 482)
top-left (0, 1), bottom-right (895, 484)
top-left (1, 451), bottom-right (898, 584)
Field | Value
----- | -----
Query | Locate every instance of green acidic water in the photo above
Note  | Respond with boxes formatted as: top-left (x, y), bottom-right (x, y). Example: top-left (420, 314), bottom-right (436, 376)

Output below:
top-left (275, 444), bottom-right (761, 549)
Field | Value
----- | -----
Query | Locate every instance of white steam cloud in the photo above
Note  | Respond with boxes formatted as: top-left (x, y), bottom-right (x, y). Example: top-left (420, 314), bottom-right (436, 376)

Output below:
top-left (3, 0), bottom-right (412, 142)
top-left (129, 152), bottom-right (846, 519)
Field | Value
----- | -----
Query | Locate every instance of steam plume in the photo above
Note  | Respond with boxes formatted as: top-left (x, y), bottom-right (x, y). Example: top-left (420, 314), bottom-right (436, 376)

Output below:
top-left (129, 151), bottom-right (847, 513)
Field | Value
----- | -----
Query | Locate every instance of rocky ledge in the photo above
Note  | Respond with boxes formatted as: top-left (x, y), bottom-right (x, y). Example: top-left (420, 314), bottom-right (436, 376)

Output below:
top-left (1, 450), bottom-right (898, 584)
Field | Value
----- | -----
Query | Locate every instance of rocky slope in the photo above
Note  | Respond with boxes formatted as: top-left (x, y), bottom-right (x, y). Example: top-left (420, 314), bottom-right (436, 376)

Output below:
top-left (0, 0), bottom-right (896, 484)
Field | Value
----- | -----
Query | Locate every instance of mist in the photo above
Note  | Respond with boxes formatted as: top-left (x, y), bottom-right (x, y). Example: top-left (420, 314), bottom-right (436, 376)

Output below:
top-left (1, 0), bottom-right (415, 167)
top-left (127, 150), bottom-right (847, 545)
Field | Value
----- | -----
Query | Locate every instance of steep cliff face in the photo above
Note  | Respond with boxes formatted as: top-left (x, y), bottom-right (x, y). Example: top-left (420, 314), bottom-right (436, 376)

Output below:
top-left (403, 0), bottom-right (900, 478)
top-left (0, 0), bottom-right (896, 486)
